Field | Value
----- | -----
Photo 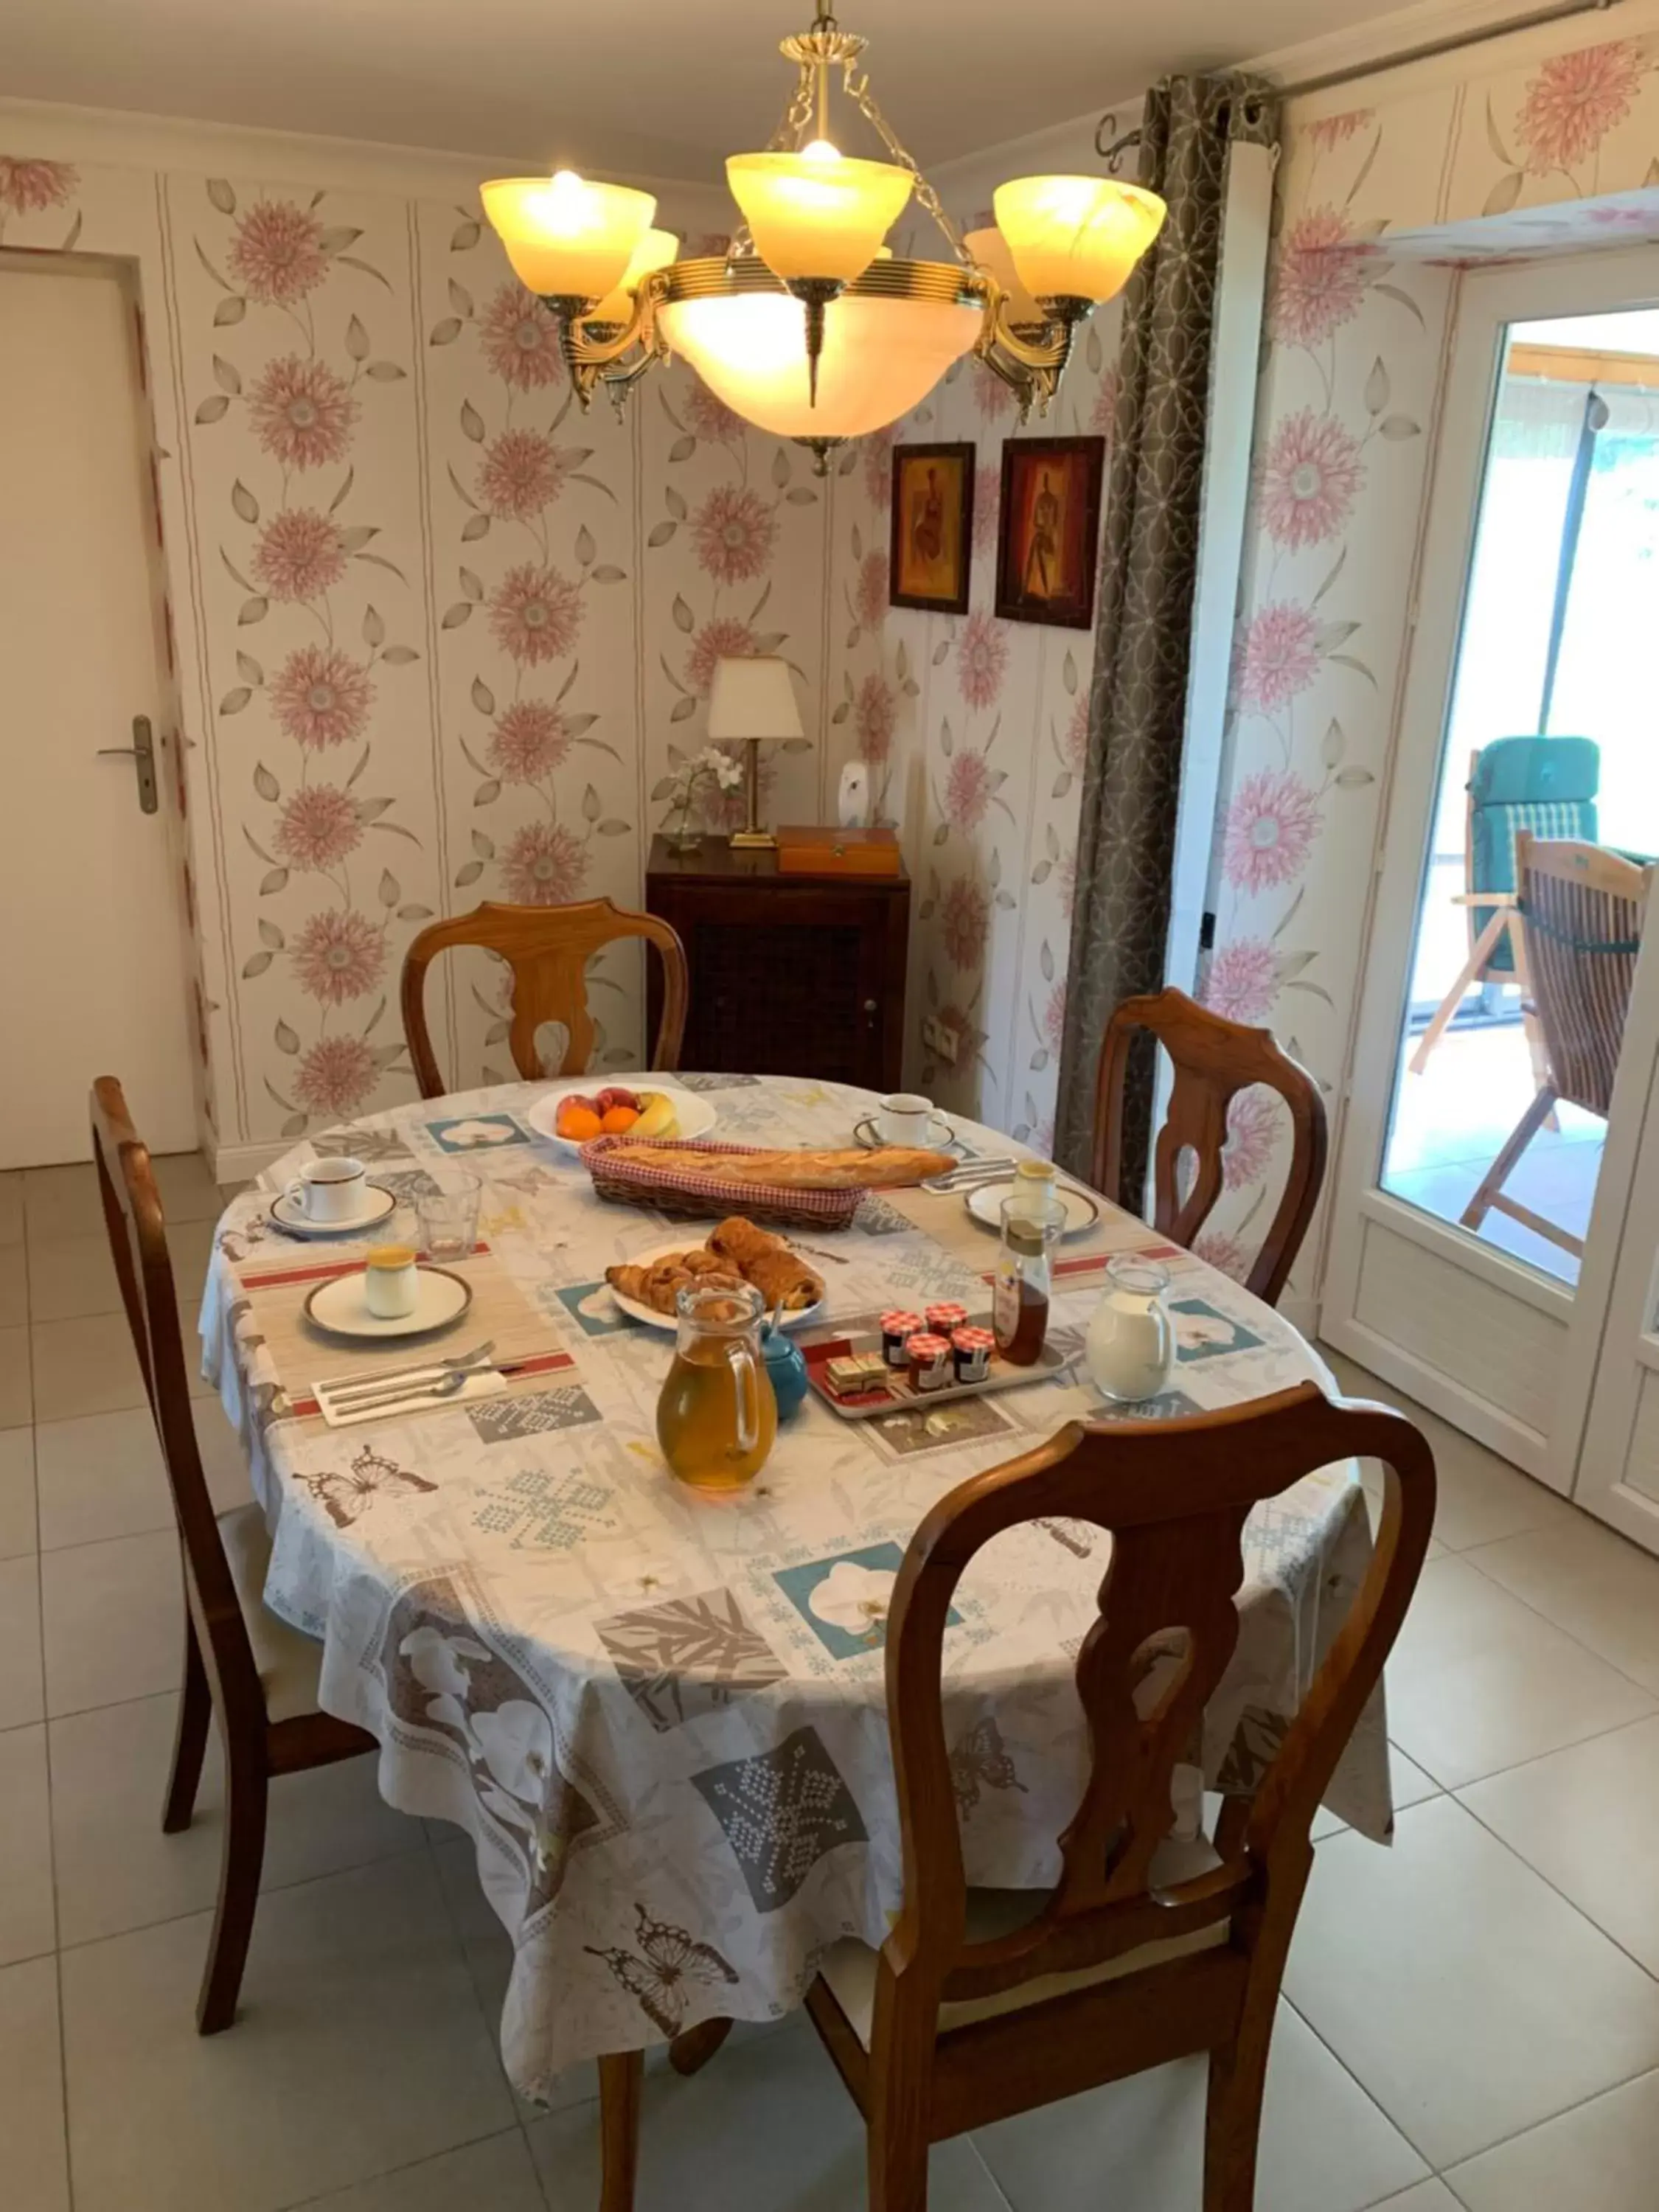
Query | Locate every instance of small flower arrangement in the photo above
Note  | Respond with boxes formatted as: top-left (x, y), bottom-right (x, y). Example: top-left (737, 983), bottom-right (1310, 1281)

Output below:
top-left (661, 744), bottom-right (745, 851)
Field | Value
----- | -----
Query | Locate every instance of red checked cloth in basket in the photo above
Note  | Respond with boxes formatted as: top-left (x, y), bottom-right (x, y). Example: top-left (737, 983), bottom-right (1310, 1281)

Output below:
top-left (580, 1133), bottom-right (865, 1229)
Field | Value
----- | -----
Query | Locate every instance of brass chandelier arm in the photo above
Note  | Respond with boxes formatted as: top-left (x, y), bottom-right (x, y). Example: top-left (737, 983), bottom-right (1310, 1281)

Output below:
top-left (972, 286), bottom-right (1092, 420)
top-left (549, 275), bottom-right (672, 408)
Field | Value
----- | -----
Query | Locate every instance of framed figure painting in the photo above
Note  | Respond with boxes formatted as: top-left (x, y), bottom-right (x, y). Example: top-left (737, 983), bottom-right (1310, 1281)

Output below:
top-left (889, 441), bottom-right (974, 615)
top-left (995, 435), bottom-right (1106, 629)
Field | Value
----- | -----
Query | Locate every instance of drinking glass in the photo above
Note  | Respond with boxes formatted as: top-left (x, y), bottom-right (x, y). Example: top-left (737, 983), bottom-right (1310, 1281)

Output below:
top-left (415, 1171), bottom-right (481, 1262)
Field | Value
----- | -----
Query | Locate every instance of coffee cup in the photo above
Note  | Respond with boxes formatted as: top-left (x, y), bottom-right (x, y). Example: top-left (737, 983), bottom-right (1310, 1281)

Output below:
top-left (285, 1156), bottom-right (368, 1224)
top-left (878, 1093), bottom-right (937, 1146)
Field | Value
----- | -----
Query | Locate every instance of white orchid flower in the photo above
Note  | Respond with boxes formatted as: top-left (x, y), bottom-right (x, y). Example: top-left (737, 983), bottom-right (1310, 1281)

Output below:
top-left (400, 1624), bottom-right (490, 1700)
top-left (808, 1561), bottom-right (898, 1641)
top-left (471, 1697), bottom-right (555, 1804)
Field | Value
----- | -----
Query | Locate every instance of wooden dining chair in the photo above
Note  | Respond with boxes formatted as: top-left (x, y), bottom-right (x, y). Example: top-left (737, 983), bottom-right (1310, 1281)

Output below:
top-left (1090, 987), bottom-right (1327, 1305)
top-left (1461, 834), bottom-right (1653, 1259)
top-left (399, 898), bottom-right (690, 1099)
top-left (91, 1076), bottom-right (375, 2034)
top-left (597, 1384), bottom-right (1434, 2212)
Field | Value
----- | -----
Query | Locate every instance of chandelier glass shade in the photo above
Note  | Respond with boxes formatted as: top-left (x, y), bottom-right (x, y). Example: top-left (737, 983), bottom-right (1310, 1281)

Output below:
top-left (480, 9), bottom-right (1166, 465)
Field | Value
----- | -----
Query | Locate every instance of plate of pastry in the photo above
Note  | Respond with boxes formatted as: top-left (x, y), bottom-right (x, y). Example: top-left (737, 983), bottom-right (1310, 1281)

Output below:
top-left (604, 1216), bottom-right (826, 1332)
top-left (526, 1079), bottom-right (717, 1156)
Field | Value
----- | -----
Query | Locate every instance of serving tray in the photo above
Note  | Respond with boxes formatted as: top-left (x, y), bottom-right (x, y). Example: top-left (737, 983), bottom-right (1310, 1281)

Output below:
top-left (799, 1314), bottom-right (1069, 1420)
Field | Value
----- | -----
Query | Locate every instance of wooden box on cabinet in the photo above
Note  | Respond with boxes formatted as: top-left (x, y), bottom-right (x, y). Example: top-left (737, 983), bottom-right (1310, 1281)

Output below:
top-left (645, 835), bottom-right (910, 1091)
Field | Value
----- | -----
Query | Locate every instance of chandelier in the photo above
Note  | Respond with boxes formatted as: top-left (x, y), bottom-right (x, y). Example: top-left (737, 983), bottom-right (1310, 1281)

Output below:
top-left (480, 7), bottom-right (1165, 470)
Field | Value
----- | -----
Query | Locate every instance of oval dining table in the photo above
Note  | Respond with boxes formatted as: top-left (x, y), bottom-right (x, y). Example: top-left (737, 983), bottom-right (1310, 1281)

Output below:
top-left (201, 1071), bottom-right (1394, 2101)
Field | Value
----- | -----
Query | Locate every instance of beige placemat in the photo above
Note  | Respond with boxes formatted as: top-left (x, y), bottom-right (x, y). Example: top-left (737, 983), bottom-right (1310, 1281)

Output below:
top-left (234, 1241), bottom-right (580, 1416)
top-left (878, 1182), bottom-right (1176, 1284)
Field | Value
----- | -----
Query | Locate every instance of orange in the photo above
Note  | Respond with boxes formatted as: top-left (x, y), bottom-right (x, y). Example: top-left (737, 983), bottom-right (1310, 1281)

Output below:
top-left (559, 1105), bottom-right (603, 1141)
top-left (599, 1105), bottom-right (640, 1134)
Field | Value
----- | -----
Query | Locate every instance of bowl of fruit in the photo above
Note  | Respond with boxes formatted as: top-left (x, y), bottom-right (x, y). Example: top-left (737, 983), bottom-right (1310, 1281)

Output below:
top-left (526, 1079), bottom-right (717, 1155)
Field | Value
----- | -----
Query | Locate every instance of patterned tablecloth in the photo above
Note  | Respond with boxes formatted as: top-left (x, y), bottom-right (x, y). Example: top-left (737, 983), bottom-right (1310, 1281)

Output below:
top-left (201, 1074), bottom-right (1391, 2097)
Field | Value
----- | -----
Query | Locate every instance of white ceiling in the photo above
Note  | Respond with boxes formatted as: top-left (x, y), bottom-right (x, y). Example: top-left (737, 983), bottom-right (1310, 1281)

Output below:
top-left (0, 0), bottom-right (1411, 181)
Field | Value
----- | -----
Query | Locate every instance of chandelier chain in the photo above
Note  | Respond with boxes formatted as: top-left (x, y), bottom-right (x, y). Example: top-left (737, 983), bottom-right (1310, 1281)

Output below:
top-left (841, 60), bottom-right (970, 266)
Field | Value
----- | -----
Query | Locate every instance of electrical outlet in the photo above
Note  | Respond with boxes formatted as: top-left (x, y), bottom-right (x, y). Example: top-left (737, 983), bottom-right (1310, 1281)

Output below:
top-left (922, 1015), bottom-right (959, 1065)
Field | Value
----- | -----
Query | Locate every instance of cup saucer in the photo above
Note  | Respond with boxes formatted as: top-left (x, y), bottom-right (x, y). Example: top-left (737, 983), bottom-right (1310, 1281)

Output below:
top-left (268, 1186), bottom-right (397, 1239)
top-left (853, 1113), bottom-right (955, 1152)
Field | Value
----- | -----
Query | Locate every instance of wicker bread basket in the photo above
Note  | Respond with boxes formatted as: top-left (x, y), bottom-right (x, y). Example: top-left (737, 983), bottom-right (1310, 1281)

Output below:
top-left (580, 1134), bottom-right (866, 1231)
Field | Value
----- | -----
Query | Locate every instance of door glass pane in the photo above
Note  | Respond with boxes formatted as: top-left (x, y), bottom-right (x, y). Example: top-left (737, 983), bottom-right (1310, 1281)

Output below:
top-left (1380, 305), bottom-right (1659, 1289)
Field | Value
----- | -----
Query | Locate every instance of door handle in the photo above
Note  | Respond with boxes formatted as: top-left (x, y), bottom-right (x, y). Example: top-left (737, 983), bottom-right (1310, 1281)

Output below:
top-left (97, 715), bottom-right (159, 814)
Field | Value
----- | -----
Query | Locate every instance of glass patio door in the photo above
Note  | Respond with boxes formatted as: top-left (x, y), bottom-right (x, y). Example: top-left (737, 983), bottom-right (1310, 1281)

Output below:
top-left (1321, 246), bottom-right (1659, 1499)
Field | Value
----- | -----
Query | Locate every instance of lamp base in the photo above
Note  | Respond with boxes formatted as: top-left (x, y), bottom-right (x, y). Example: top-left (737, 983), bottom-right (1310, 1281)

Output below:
top-left (728, 828), bottom-right (777, 850)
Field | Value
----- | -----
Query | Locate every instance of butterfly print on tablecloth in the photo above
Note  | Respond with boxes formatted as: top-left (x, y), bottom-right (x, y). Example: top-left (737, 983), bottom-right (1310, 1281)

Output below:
top-left (298, 1447), bottom-right (438, 1528)
top-left (949, 1716), bottom-right (1027, 1816)
top-left (585, 1902), bottom-right (738, 2038)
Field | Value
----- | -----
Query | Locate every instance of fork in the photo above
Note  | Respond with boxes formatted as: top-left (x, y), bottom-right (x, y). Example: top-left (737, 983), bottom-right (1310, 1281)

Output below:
top-left (319, 1339), bottom-right (496, 1404)
top-left (321, 1367), bottom-right (479, 1415)
top-left (922, 1158), bottom-right (1017, 1192)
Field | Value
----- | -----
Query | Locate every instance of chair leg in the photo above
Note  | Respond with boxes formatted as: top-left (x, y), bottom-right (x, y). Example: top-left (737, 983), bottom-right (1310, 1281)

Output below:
top-left (668, 2016), bottom-right (732, 2076)
top-left (1203, 2011), bottom-right (1276, 2211)
top-left (195, 1747), bottom-right (268, 2035)
top-left (1408, 913), bottom-right (1506, 1076)
top-left (161, 1614), bottom-right (212, 1834)
top-left (598, 2051), bottom-right (644, 2212)
top-left (1461, 1087), bottom-right (1558, 1234)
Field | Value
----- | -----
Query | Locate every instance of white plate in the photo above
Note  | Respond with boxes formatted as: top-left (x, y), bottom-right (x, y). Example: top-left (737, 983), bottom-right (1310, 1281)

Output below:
top-left (853, 1113), bottom-right (956, 1151)
top-left (269, 1186), bottom-right (397, 1239)
top-left (607, 1235), bottom-right (824, 1334)
top-left (964, 1180), bottom-right (1102, 1239)
top-left (525, 1079), bottom-right (718, 1156)
top-left (303, 1265), bottom-right (473, 1340)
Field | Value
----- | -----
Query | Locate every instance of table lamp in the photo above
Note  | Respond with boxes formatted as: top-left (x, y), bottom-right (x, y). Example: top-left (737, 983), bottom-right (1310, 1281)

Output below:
top-left (707, 655), bottom-right (802, 849)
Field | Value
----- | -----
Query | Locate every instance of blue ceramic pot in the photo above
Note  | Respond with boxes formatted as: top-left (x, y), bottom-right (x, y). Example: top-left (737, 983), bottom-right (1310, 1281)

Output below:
top-left (760, 1324), bottom-right (810, 1422)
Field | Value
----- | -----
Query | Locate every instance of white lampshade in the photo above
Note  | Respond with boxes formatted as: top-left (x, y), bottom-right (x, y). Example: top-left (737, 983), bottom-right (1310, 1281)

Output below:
top-left (707, 655), bottom-right (803, 740)
top-left (659, 284), bottom-right (981, 440)
top-left (727, 144), bottom-right (912, 284)
top-left (992, 174), bottom-right (1166, 303)
top-left (481, 172), bottom-right (658, 301)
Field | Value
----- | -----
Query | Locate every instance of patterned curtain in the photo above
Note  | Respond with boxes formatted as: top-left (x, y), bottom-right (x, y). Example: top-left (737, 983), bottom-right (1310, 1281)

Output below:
top-left (1054, 74), bottom-right (1280, 1189)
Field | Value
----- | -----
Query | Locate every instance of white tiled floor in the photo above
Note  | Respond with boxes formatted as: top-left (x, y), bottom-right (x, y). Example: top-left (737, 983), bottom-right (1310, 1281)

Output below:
top-left (9, 1158), bottom-right (1659, 2208)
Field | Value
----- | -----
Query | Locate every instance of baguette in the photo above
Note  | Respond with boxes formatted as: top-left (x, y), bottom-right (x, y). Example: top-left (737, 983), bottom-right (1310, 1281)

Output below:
top-left (608, 1143), bottom-right (952, 1189)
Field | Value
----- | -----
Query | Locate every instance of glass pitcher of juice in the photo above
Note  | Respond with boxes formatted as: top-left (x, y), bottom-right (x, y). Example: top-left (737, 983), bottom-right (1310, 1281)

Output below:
top-left (656, 1281), bottom-right (777, 1492)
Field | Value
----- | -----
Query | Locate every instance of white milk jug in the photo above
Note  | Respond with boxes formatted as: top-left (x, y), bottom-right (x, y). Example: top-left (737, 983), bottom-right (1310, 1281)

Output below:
top-left (1086, 1257), bottom-right (1175, 1403)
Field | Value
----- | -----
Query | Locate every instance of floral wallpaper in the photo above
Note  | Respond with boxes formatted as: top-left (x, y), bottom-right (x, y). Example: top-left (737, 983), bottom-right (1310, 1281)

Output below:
top-left (0, 145), bottom-right (850, 1158)
top-left (1200, 19), bottom-right (1659, 1306)
top-left (839, 310), bottom-right (1121, 1159)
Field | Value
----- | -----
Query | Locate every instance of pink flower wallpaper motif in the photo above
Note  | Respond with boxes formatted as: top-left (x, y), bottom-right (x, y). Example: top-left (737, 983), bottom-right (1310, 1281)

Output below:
top-left (252, 507), bottom-right (349, 600)
top-left (940, 876), bottom-right (990, 971)
top-left (488, 699), bottom-right (571, 784)
top-left (271, 646), bottom-right (374, 750)
top-left (692, 484), bottom-right (776, 586)
top-left (502, 819), bottom-right (589, 906)
top-left (854, 672), bottom-right (896, 766)
top-left (187, 176), bottom-right (430, 1136)
top-left (1259, 409), bottom-right (1365, 549)
top-left (1514, 41), bottom-right (1645, 174)
top-left (228, 199), bottom-right (328, 307)
top-left (945, 748), bottom-right (992, 834)
top-left (248, 355), bottom-right (358, 469)
top-left (0, 154), bottom-right (77, 222)
top-left (478, 428), bottom-right (572, 521)
top-left (1269, 208), bottom-right (1370, 347)
top-left (1222, 768), bottom-right (1322, 897)
top-left (1234, 601), bottom-right (1321, 713)
top-left (1202, 936), bottom-right (1279, 1024)
top-left (478, 283), bottom-right (565, 391)
top-left (489, 563), bottom-right (585, 664)
top-left (956, 608), bottom-right (1008, 711)
top-left (685, 616), bottom-right (759, 697)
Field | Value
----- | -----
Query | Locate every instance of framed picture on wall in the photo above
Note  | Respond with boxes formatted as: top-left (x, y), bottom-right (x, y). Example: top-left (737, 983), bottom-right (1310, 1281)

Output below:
top-left (889, 441), bottom-right (975, 615)
top-left (995, 435), bottom-right (1106, 629)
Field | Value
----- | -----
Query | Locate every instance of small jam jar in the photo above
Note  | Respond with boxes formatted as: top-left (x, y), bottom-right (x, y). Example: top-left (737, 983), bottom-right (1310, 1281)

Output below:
top-left (364, 1242), bottom-right (420, 1319)
top-left (880, 1310), bottom-right (923, 1367)
top-left (925, 1301), bottom-right (968, 1338)
top-left (950, 1325), bottom-right (995, 1385)
top-left (905, 1332), bottom-right (953, 1393)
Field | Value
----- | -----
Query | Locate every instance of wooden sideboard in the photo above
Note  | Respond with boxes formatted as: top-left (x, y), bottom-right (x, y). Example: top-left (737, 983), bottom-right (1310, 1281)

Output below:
top-left (644, 835), bottom-right (910, 1091)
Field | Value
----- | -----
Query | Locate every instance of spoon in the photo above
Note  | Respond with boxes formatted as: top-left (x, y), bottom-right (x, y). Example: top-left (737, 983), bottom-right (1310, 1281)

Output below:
top-left (327, 1366), bottom-right (477, 1413)
top-left (323, 1338), bottom-right (497, 1403)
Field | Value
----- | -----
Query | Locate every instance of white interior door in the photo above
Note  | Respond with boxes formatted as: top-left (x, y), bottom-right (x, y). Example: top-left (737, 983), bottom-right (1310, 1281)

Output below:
top-left (1576, 1041), bottom-right (1659, 1548)
top-left (0, 257), bottom-right (196, 1167)
top-left (1321, 246), bottom-right (1659, 1494)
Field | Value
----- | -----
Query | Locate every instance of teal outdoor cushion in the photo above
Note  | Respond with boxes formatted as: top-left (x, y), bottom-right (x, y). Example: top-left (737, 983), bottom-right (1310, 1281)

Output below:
top-left (1469, 736), bottom-right (1599, 974)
